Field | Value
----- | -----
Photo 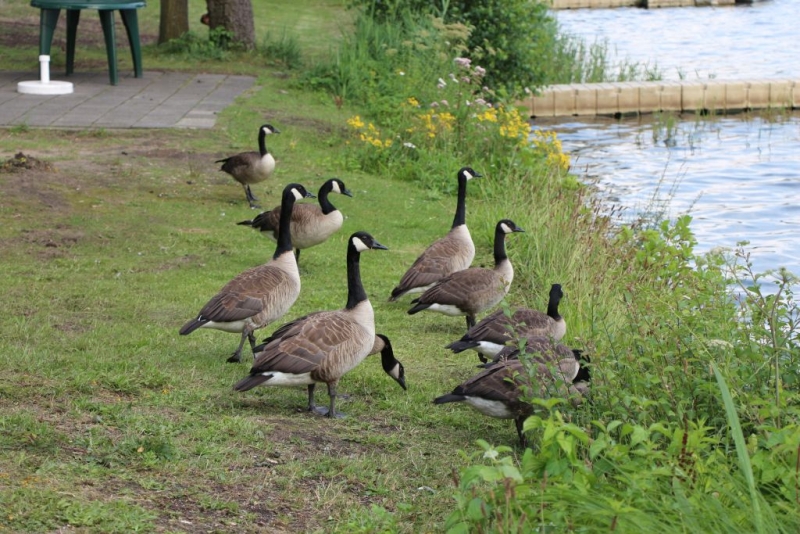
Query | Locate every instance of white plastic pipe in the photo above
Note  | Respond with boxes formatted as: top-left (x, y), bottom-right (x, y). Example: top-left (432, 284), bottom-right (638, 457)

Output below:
top-left (39, 55), bottom-right (50, 84)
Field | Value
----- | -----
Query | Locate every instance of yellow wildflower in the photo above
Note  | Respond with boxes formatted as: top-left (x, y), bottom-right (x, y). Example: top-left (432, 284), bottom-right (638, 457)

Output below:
top-left (347, 116), bottom-right (365, 129)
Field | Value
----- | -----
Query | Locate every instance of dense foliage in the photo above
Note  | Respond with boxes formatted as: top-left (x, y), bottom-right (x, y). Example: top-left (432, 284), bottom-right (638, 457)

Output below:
top-left (346, 0), bottom-right (558, 94)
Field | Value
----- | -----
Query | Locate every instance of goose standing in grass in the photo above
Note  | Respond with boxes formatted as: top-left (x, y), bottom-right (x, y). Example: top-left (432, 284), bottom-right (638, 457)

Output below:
top-left (237, 178), bottom-right (353, 263)
top-left (433, 348), bottom-right (590, 447)
top-left (179, 183), bottom-right (314, 363)
top-left (233, 231), bottom-right (389, 418)
top-left (446, 284), bottom-right (566, 362)
top-left (389, 166), bottom-right (481, 301)
top-left (407, 219), bottom-right (524, 330)
top-left (216, 123), bottom-right (280, 208)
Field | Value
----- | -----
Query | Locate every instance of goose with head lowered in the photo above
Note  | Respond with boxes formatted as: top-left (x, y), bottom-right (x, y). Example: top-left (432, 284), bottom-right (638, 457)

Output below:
top-left (216, 123), bottom-right (280, 209)
top-left (446, 284), bottom-right (566, 362)
top-left (434, 347), bottom-right (590, 447)
top-left (179, 183), bottom-right (314, 363)
top-left (407, 219), bottom-right (524, 329)
top-left (389, 166), bottom-right (480, 301)
top-left (237, 178), bottom-right (353, 263)
top-left (370, 334), bottom-right (407, 391)
top-left (233, 231), bottom-right (390, 418)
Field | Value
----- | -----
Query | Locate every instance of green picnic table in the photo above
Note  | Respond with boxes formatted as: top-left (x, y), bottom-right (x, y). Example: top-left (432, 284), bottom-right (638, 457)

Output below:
top-left (31, 0), bottom-right (146, 86)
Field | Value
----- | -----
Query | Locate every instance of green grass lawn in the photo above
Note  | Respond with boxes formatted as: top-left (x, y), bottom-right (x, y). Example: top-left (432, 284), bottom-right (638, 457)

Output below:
top-left (5, 1), bottom-right (798, 532)
top-left (0, 12), bottom-right (566, 525)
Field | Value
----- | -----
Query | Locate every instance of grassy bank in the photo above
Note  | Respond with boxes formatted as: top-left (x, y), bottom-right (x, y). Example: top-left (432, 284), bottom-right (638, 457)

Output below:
top-left (2, 1), bottom-right (800, 533)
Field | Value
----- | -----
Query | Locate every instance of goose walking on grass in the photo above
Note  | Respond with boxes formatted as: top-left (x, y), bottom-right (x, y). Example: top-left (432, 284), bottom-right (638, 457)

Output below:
top-left (216, 123), bottom-right (280, 208)
top-left (407, 219), bottom-right (524, 330)
top-left (237, 178), bottom-right (353, 263)
top-left (446, 284), bottom-right (566, 362)
top-left (179, 183), bottom-right (314, 363)
top-left (434, 348), bottom-right (590, 447)
top-left (389, 167), bottom-right (480, 301)
top-left (233, 231), bottom-right (389, 418)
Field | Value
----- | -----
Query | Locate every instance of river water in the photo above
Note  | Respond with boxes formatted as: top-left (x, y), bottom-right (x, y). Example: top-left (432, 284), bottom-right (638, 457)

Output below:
top-left (546, 1), bottom-right (800, 278)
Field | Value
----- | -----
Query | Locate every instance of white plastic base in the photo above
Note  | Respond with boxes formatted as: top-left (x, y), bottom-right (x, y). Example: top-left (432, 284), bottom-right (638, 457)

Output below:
top-left (17, 80), bottom-right (74, 95)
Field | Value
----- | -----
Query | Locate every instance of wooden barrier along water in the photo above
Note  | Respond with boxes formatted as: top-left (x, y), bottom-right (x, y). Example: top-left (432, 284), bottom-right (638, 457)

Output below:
top-left (521, 79), bottom-right (800, 118)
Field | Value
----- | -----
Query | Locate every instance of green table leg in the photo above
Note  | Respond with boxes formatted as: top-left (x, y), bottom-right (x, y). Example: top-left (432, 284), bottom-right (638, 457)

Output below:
top-left (38, 8), bottom-right (60, 56)
top-left (98, 9), bottom-right (118, 85)
top-left (65, 9), bottom-right (80, 76)
top-left (119, 9), bottom-right (142, 78)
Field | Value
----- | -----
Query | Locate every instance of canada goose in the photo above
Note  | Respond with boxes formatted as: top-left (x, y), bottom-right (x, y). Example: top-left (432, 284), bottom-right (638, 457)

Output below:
top-left (389, 167), bottom-right (481, 301)
top-left (216, 123), bottom-right (280, 208)
top-left (433, 348), bottom-right (590, 447)
top-left (179, 183), bottom-right (314, 363)
top-left (237, 178), bottom-right (353, 262)
top-left (479, 335), bottom-right (578, 367)
top-left (407, 219), bottom-right (524, 329)
top-left (233, 231), bottom-right (388, 418)
top-left (371, 334), bottom-right (407, 391)
top-left (446, 284), bottom-right (566, 362)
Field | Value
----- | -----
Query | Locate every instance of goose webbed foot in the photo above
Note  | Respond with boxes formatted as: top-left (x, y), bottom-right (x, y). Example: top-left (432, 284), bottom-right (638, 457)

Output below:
top-left (307, 384), bottom-right (341, 417)
top-left (227, 330), bottom-right (250, 363)
top-left (322, 383), bottom-right (347, 418)
top-left (245, 185), bottom-right (261, 209)
top-left (466, 315), bottom-right (476, 330)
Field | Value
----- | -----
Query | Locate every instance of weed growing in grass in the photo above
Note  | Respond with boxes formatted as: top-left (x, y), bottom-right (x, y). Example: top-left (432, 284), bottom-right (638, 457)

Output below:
top-left (154, 30), bottom-right (233, 60)
top-left (260, 29), bottom-right (303, 69)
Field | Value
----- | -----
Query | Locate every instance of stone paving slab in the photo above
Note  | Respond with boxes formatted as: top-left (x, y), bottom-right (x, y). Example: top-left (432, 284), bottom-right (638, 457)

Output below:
top-left (0, 70), bottom-right (256, 129)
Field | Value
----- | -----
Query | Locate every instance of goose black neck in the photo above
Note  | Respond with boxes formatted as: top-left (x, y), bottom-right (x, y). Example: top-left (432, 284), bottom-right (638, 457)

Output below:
top-left (345, 244), bottom-right (367, 309)
top-left (493, 227), bottom-right (508, 266)
top-left (318, 183), bottom-right (336, 215)
top-left (258, 128), bottom-right (268, 157)
top-left (547, 295), bottom-right (561, 320)
top-left (452, 174), bottom-right (468, 228)
top-left (274, 191), bottom-right (296, 259)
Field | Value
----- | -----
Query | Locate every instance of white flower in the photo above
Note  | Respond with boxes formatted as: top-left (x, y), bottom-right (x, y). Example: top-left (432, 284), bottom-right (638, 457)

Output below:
top-left (474, 66), bottom-right (486, 78)
top-left (437, 78), bottom-right (447, 89)
top-left (440, 100), bottom-right (449, 107)
top-left (398, 71), bottom-right (405, 76)
top-left (403, 142), bottom-right (416, 149)
top-left (454, 57), bottom-right (471, 68)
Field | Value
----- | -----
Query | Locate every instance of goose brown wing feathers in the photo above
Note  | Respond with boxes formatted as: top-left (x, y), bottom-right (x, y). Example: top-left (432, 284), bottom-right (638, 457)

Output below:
top-left (193, 265), bottom-right (294, 323)
top-left (250, 311), bottom-right (371, 379)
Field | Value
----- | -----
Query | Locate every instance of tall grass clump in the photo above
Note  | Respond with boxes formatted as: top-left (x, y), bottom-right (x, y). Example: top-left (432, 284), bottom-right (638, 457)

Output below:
top-left (545, 32), bottom-right (662, 84)
top-left (259, 29), bottom-right (303, 69)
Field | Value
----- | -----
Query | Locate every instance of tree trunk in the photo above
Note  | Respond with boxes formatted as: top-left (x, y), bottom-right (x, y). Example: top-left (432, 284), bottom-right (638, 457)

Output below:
top-left (206, 0), bottom-right (256, 50)
top-left (158, 0), bottom-right (189, 45)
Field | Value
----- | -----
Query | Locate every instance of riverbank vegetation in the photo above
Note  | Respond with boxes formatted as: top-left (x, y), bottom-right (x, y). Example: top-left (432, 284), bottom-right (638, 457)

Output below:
top-left (1, 0), bottom-right (798, 532)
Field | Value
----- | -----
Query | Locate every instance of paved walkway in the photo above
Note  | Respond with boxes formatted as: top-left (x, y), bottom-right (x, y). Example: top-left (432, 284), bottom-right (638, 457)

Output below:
top-left (0, 70), bottom-right (256, 129)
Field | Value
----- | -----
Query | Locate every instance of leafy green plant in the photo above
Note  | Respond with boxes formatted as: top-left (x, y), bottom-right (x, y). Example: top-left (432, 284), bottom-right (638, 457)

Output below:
top-left (260, 29), bottom-right (304, 69)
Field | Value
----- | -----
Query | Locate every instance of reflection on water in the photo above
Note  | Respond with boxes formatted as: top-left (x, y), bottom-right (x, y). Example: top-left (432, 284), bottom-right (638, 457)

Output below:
top-left (548, 0), bottom-right (800, 278)
top-left (555, 1), bottom-right (799, 81)
top-left (538, 111), bottom-right (800, 275)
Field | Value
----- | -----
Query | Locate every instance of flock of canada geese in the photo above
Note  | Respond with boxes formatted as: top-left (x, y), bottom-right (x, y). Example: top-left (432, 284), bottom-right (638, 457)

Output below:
top-left (178, 124), bottom-right (591, 447)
